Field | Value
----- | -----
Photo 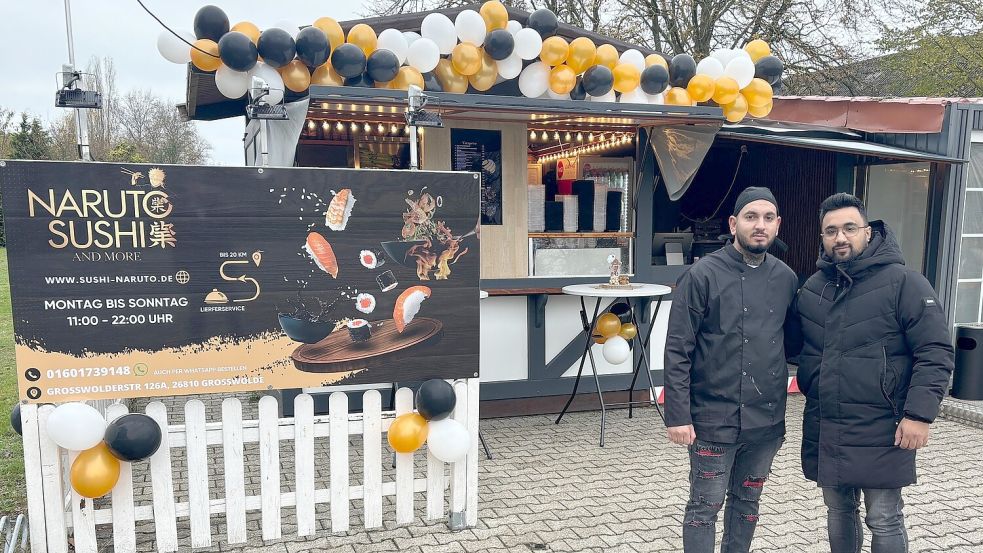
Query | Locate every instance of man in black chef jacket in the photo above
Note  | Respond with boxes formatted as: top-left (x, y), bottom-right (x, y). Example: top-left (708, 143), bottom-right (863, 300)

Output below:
top-left (664, 186), bottom-right (799, 553)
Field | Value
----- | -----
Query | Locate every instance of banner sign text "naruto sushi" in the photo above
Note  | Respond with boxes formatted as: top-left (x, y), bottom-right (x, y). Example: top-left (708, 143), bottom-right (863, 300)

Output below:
top-left (1, 161), bottom-right (481, 403)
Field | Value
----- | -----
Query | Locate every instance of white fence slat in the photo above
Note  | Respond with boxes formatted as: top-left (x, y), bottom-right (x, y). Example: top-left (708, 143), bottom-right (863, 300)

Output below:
top-left (107, 404), bottom-right (136, 553)
top-left (329, 392), bottom-right (350, 533)
top-left (394, 388), bottom-right (415, 524)
top-left (184, 400), bottom-right (211, 548)
top-left (36, 405), bottom-right (67, 553)
top-left (361, 390), bottom-right (383, 529)
top-left (21, 404), bottom-right (49, 553)
top-left (425, 382), bottom-right (449, 520)
top-left (450, 381), bottom-right (468, 516)
top-left (221, 398), bottom-right (247, 544)
top-left (146, 402), bottom-right (178, 551)
top-left (466, 378), bottom-right (480, 527)
top-left (68, 450), bottom-right (97, 552)
top-left (294, 394), bottom-right (316, 537)
top-left (258, 396), bottom-right (282, 540)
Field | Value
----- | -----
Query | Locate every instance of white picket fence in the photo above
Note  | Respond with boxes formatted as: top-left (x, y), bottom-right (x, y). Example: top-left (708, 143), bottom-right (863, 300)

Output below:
top-left (19, 379), bottom-right (480, 553)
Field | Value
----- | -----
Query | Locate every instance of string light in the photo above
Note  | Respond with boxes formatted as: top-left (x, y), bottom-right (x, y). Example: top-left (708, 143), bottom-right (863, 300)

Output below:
top-left (577, 132), bottom-right (583, 142)
top-left (588, 133), bottom-right (595, 142)
top-left (322, 121), bottom-right (329, 131)
top-left (307, 120), bottom-right (315, 130)
top-left (378, 123), bottom-right (385, 134)
top-left (351, 122), bottom-right (359, 132)
top-left (363, 123), bottom-right (371, 133)
top-left (530, 130), bottom-right (537, 141)
top-left (391, 124), bottom-right (398, 134)
top-left (336, 122), bottom-right (344, 131)
top-left (564, 132), bottom-right (571, 141)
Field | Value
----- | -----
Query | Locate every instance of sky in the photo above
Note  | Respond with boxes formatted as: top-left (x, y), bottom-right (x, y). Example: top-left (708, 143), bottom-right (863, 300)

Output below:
top-left (0, 1), bottom-right (369, 165)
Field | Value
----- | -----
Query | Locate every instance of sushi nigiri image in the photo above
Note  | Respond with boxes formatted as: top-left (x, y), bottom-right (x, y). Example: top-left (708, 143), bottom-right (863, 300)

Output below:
top-left (304, 232), bottom-right (338, 278)
top-left (393, 285), bottom-right (431, 333)
top-left (359, 249), bottom-right (385, 269)
top-left (355, 293), bottom-right (376, 314)
top-left (347, 318), bottom-right (372, 342)
top-left (326, 189), bottom-right (356, 231)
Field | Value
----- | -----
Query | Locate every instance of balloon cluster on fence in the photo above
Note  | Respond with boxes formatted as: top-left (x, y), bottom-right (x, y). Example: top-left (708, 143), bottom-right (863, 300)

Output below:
top-left (592, 302), bottom-right (638, 365)
top-left (388, 379), bottom-right (471, 463)
top-left (158, 2), bottom-right (784, 122)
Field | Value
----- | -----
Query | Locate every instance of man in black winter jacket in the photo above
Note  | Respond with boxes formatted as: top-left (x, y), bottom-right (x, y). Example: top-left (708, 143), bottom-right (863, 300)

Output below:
top-left (792, 193), bottom-right (953, 553)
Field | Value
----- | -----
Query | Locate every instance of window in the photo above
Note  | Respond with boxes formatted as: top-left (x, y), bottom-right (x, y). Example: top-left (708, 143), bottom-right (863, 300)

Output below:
top-left (955, 142), bottom-right (983, 324)
top-left (864, 162), bottom-right (931, 272)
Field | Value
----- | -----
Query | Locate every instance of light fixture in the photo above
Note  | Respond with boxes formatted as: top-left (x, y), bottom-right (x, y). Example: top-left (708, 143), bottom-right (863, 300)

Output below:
top-left (322, 121), bottom-right (329, 131)
top-left (577, 132), bottom-right (583, 142)
top-left (351, 122), bottom-right (359, 132)
top-left (363, 122), bottom-right (371, 133)
top-left (336, 121), bottom-right (344, 131)
top-left (307, 120), bottom-right (315, 130)
top-left (541, 131), bottom-right (548, 141)
top-left (588, 133), bottom-right (595, 142)
top-left (378, 123), bottom-right (385, 134)
top-left (391, 124), bottom-right (398, 134)
top-left (530, 130), bottom-right (537, 141)
top-left (553, 131), bottom-right (560, 141)
top-left (564, 132), bottom-right (571, 141)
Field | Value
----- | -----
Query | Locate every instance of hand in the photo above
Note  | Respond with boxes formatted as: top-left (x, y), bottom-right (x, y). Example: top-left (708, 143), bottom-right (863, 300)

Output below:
top-left (668, 424), bottom-right (696, 446)
top-left (895, 418), bottom-right (930, 450)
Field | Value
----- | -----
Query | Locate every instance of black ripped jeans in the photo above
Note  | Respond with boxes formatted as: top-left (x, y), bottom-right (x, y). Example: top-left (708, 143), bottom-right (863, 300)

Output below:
top-left (682, 436), bottom-right (783, 553)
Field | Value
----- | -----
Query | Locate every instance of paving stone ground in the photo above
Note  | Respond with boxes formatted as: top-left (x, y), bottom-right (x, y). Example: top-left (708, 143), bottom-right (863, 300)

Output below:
top-left (103, 394), bottom-right (983, 552)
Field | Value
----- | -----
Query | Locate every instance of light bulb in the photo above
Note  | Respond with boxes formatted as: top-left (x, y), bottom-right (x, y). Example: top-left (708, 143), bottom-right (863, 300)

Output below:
top-left (351, 122), bottom-right (359, 132)
top-left (336, 122), bottom-right (344, 131)
top-left (565, 132), bottom-right (571, 141)
top-left (391, 124), bottom-right (398, 134)
top-left (588, 133), bottom-right (595, 142)
top-left (307, 120), bottom-right (315, 130)
top-left (530, 130), bottom-right (537, 141)
top-left (577, 132), bottom-right (583, 142)
top-left (378, 123), bottom-right (385, 134)
top-left (321, 121), bottom-right (329, 130)
top-left (553, 132), bottom-right (560, 140)
top-left (363, 123), bottom-right (371, 133)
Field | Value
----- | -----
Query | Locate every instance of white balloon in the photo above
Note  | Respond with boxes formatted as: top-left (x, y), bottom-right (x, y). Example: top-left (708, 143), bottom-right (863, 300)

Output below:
top-left (47, 403), bottom-right (106, 451)
top-left (602, 335), bottom-right (631, 364)
top-left (406, 37), bottom-right (440, 73)
top-left (710, 48), bottom-right (731, 66)
top-left (506, 20), bottom-right (523, 35)
top-left (403, 31), bottom-right (421, 45)
top-left (455, 9), bottom-right (487, 46)
top-left (732, 48), bottom-right (752, 61)
top-left (215, 65), bottom-right (251, 99)
top-left (513, 28), bottom-right (543, 61)
top-left (619, 88), bottom-right (649, 104)
top-left (496, 52), bottom-right (523, 79)
top-left (619, 49), bottom-right (646, 72)
top-left (426, 419), bottom-right (471, 463)
top-left (376, 29), bottom-right (409, 65)
top-left (249, 63), bottom-right (285, 105)
top-left (421, 13), bottom-right (457, 55)
top-left (724, 56), bottom-right (756, 89)
top-left (157, 29), bottom-right (195, 64)
top-left (695, 57), bottom-right (725, 79)
top-left (589, 90), bottom-right (616, 102)
top-left (273, 20), bottom-right (299, 38)
top-left (518, 61), bottom-right (549, 98)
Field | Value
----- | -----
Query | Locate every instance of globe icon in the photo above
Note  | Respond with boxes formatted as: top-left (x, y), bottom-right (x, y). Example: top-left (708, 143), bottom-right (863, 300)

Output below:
top-left (175, 270), bottom-right (191, 284)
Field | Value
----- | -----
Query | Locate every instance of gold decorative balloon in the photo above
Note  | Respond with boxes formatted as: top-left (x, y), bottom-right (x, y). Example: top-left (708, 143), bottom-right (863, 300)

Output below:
top-left (190, 39), bottom-right (222, 72)
top-left (567, 37), bottom-right (597, 74)
top-left (391, 66), bottom-right (425, 91)
top-left (70, 443), bottom-right (121, 499)
top-left (451, 42), bottom-right (482, 76)
top-left (311, 63), bottom-right (344, 86)
top-left (744, 39), bottom-right (771, 63)
top-left (540, 36), bottom-right (569, 67)
top-left (712, 76), bottom-right (740, 105)
top-left (666, 86), bottom-right (694, 106)
top-left (722, 93), bottom-right (749, 123)
top-left (314, 17), bottom-right (345, 51)
top-left (479, 0), bottom-right (509, 31)
top-left (687, 74), bottom-right (716, 103)
top-left (469, 51), bottom-right (499, 91)
top-left (592, 331), bottom-right (609, 345)
top-left (549, 64), bottom-right (577, 94)
top-left (594, 44), bottom-right (618, 69)
top-left (748, 99), bottom-right (773, 118)
top-left (280, 60), bottom-right (312, 93)
top-left (742, 78), bottom-right (773, 108)
top-left (231, 21), bottom-right (260, 46)
top-left (618, 322), bottom-right (638, 341)
top-left (435, 59), bottom-right (469, 93)
top-left (347, 23), bottom-right (378, 56)
top-left (596, 313), bottom-right (623, 338)
top-left (388, 413), bottom-right (429, 453)
top-left (612, 63), bottom-right (641, 93)
top-left (645, 54), bottom-right (669, 69)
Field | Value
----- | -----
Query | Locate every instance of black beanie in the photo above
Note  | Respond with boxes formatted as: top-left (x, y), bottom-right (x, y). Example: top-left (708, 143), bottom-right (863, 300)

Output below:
top-left (733, 186), bottom-right (778, 216)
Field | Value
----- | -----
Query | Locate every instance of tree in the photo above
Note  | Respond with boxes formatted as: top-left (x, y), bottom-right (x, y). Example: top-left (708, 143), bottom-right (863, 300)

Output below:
top-left (9, 114), bottom-right (52, 160)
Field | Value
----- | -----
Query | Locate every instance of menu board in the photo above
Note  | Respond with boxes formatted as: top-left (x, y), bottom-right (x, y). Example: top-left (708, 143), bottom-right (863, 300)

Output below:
top-left (451, 128), bottom-right (502, 225)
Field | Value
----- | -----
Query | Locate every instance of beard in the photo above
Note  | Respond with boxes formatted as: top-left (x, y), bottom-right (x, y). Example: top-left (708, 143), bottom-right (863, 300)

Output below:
top-left (736, 232), bottom-right (771, 255)
top-left (828, 244), bottom-right (859, 263)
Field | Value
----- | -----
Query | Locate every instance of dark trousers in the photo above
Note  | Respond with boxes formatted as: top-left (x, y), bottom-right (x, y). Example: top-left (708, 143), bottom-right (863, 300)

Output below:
top-left (682, 436), bottom-right (783, 553)
top-left (822, 486), bottom-right (908, 553)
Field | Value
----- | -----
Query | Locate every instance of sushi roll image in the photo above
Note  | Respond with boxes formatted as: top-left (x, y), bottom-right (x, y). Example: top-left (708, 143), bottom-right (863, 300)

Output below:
top-left (393, 285), bottom-right (431, 333)
top-left (326, 189), bottom-right (356, 231)
top-left (305, 232), bottom-right (338, 278)
top-left (359, 249), bottom-right (385, 269)
top-left (355, 293), bottom-right (376, 314)
top-left (347, 318), bottom-right (372, 342)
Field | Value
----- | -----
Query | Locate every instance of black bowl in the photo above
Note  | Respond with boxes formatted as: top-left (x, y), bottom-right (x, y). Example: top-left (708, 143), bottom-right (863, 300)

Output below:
top-left (278, 314), bottom-right (334, 344)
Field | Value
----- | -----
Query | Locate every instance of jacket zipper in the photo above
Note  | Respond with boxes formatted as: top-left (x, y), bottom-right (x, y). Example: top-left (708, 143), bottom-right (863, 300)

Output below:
top-left (881, 346), bottom-right (899, 421)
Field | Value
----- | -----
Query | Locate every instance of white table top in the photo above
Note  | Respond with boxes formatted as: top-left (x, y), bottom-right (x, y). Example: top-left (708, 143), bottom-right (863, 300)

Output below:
top-left (479, 290), bottom-right (489, 299)
top-left (562, 283), bottom-right (672, 298)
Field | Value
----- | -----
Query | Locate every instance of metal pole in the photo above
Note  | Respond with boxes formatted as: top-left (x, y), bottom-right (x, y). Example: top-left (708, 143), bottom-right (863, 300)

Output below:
top-left (408, 125), bottom-right (419, 170)
top-left (259, 119), bottom-right (270, 167)
top-left (63, 0), bottom-right (92, 161)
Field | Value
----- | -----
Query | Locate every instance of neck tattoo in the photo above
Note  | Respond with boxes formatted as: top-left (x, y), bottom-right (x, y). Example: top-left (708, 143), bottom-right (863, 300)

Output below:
top-left (743, 251), bottom-right (765, 267)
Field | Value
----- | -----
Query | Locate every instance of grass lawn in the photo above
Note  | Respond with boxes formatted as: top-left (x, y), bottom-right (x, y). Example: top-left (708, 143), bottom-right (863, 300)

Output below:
top-left (0, 247), bottom-right (26, 515)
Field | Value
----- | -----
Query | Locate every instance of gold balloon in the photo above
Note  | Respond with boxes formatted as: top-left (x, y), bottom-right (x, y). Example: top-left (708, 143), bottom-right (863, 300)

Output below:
top-left (748, 99), bottom-right (773, 118)
top-left (392, 66), bottom-right (425, 91)
top-left (314, 17), bottom-right (346, 51)
top-left (594, 44), bottom-right (618, 69)
top-left (451, 42), bottom-right (482, 76)
top-left (612, 63), bottom-right (641, 93)
top-left (687, 74), bottom-right (716, 103)
top-left (479, 0), bottom-right (509, 31)
top-left (592, 331), bottom-right (609, 345)
top-left (71, 442), bottom-right (121, 499)
top-left (388, 413), bottom-right (429, 453)
top-left (540, 36), bottom-right (570, 66)
top-left (744, 39), bottom-right (771, 63)
top-left (311, 63), bottom-right (344, 86)
top-left (567, 37), bottom-right (597, 74)
top-left (280, 60), bottom-right (311, 93)
top-left (435, 59), bottom-right (469, 93)
top-left (231, 21), bottom-right (260, 45)
top-left (347, 23), bottom-right (378, 56)
top-left (722, 93), bottom-right (749, 123)
top-left (190, 39), bottom-right (222, 72)
top-left (469, 51), bottom-right (498, 91)
top-left (596, 313), bottom-right (623, 338)
top-left (742, 77), bottom-right (773, 108)
top-left (549, 64), bottom-right (577, 94)
top-left (666, 86), bottom-right (694, 106)
top-left (618, 322), bottom-right (638, 341)
top-left (712, 76), bottom-right (740, 105)
top-left (645, 54), bottom-right (669, 69)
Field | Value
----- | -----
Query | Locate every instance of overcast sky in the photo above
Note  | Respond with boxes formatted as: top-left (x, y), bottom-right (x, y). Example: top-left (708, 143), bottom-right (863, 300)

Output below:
top-left (0, 1), bottom-right (369, 165)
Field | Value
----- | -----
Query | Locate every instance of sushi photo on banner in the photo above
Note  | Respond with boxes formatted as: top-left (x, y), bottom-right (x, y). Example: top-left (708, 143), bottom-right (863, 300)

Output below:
top-left (0, 161), bottom-right (481, 404)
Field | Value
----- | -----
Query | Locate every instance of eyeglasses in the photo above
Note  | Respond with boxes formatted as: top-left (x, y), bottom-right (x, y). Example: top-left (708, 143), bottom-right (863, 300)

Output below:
top-left (821, 224), bottom-right (869, 239)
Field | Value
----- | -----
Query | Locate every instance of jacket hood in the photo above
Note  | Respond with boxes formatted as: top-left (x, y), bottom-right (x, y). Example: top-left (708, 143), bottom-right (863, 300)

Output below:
top-left (816, 220), bottom-right (905, 278)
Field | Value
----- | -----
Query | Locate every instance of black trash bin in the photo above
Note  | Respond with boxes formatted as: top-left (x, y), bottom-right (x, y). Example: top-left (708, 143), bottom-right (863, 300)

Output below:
top-left (952, 323), bottom-right (983, 400)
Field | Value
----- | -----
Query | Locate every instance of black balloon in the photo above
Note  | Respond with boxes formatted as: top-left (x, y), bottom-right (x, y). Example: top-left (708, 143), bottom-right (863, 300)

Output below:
top-left (257, 28), bottom-right (296, 68)
top-left (527, 8), bottom-right (559, 38)
top-left (332, 43), bottom-right (368, 79)
top-left (104, 414), bottom-right (162, 462)
top-left (218, 31), bottom-right (258, 72)
top-left (755, 55), bottom-right (784, 86)
top-left (669, 54), bottom-right (697, 88)
top-left (193, 5), bottom-right (230, 41)
top-left (484, 29), bottom-right (515, 61)
top-left (609, 302), bottom-right (632, 324)
top-left (296, 27), bottom-right (331, 68)
top-left (570, 77), bottom-right (586, 100)
top-left (640, 64), bottom-right (670, 95)
top-left (422, 71), bottom-right (443, 92)
top-left (581, 65), bottom-right (614, 97)
top-left (366, 49), bottom-right (400, 83)
top-left (344, 72), bottom-right (375, 88)
top-left (416, 379), bottom-right (456, 421)
top-left (10, 404), bottom-right (21, 436)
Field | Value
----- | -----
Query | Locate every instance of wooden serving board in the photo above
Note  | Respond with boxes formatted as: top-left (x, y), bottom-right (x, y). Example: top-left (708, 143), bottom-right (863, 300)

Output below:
top-left (291, 317), bottom-right (443, 373)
